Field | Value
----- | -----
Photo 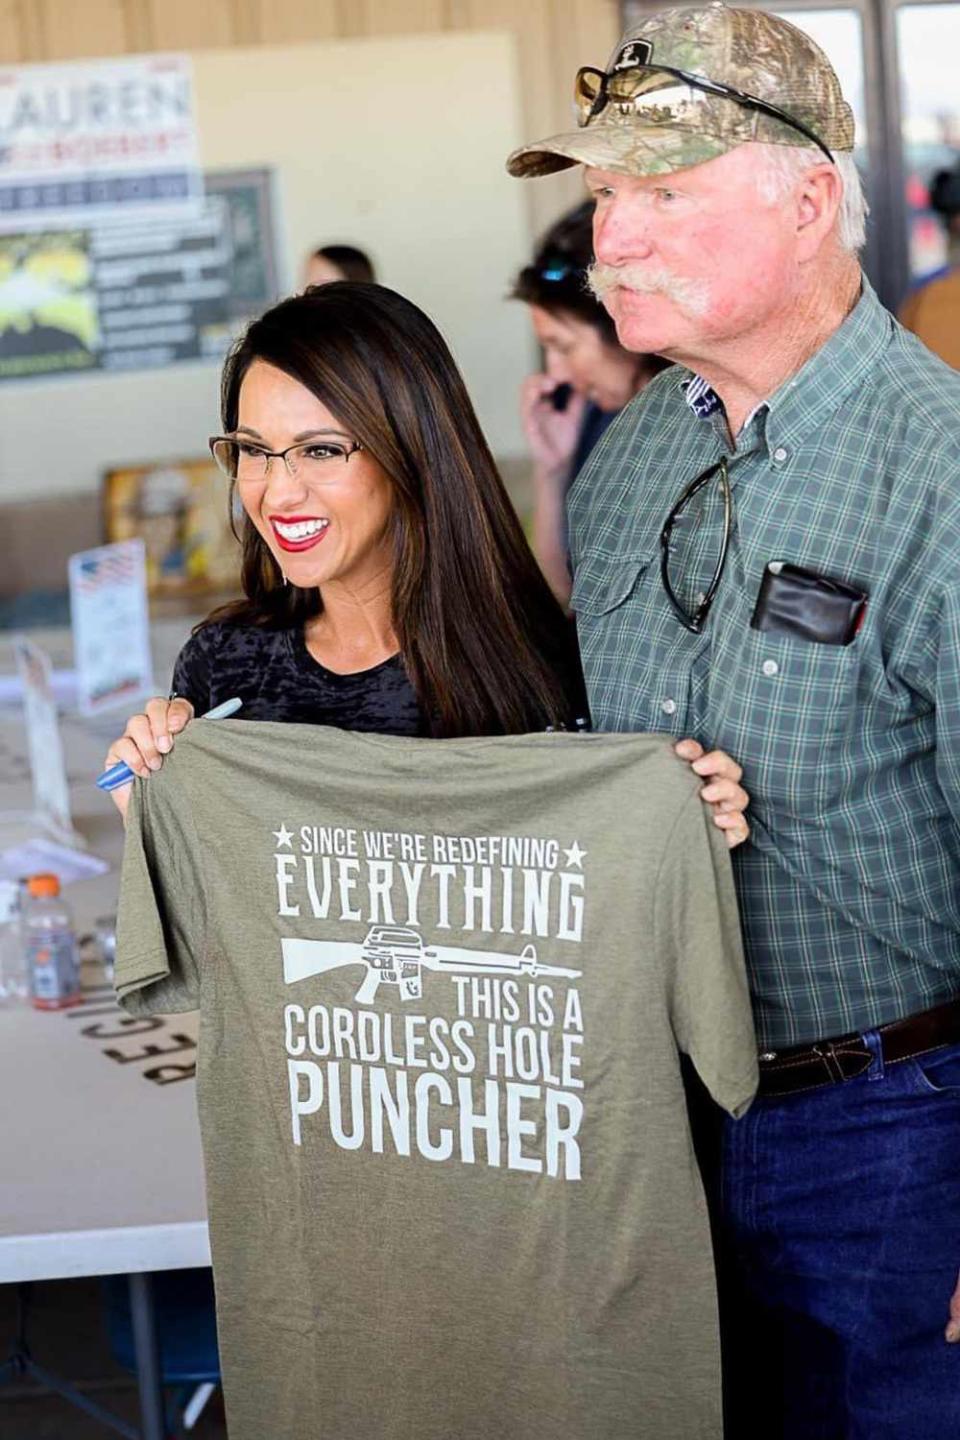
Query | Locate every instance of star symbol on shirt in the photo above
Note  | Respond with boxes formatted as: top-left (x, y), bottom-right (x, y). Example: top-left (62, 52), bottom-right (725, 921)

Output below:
top-left (563, 841), bottom-right (587, 869)
top-left (273, 823), bottom-right (294, 849)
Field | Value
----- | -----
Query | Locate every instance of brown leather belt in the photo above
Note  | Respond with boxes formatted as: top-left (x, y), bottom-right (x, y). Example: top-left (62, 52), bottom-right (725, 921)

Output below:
top-left (756, 996), bottom-right (960, 1099)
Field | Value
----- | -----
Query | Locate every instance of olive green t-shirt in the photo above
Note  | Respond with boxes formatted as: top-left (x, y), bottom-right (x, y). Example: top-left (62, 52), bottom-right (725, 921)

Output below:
top-left (115, 721), bottom-right (757, 1440)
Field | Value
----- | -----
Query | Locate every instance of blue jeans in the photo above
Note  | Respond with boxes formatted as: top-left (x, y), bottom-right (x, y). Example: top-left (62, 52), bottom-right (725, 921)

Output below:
top-left (718, 1036), bottom-right (960, 1439)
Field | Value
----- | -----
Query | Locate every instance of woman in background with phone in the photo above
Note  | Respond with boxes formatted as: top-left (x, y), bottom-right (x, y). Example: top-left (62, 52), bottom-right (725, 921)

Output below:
top-left (512, 202), bottom-right (667, 606)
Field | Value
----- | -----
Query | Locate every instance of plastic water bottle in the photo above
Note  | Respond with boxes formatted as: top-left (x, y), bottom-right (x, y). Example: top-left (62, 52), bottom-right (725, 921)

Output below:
top-left (23, 873), bottom-right (81, 1011)
top-left (0, 879), bottom-right (28, 1004)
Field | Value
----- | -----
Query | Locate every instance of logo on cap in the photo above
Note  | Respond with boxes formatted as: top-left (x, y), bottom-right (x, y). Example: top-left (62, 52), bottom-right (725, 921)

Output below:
top-left (612, 39), bottom-right (653, 72)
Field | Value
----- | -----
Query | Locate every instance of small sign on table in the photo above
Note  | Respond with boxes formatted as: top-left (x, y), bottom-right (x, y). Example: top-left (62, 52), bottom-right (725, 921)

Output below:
top-left (69, 540), bottom-right (154, 717)
top-left (12, 637), bottom-right (74, 841)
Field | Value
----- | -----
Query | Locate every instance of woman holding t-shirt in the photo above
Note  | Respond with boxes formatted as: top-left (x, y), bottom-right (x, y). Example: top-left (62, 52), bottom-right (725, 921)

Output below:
top-left (104, 282), bottom-right (749, 843)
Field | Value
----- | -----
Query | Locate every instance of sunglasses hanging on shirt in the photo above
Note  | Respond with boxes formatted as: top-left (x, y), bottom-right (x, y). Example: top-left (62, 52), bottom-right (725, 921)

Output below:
top-left (660, 456), bottom-right (733, 633)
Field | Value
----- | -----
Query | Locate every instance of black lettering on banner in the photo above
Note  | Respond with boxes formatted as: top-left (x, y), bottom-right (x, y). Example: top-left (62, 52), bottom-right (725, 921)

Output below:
top-left (103, 1034), bottom-right (196, 1064)
top-left (143, 1061), bottom-right (197, 1086)
top-left (81, 1017), bottom-right (164, 1039)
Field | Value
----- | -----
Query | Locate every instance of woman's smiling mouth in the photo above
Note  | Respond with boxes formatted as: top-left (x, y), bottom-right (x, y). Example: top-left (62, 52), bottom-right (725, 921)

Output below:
top-left (270, 515), bottom-right (331, 552)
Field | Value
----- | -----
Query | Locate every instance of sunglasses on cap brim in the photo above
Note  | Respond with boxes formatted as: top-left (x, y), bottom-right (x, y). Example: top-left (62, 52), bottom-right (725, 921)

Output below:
top-left (574, 63), bottom-right (835, 166)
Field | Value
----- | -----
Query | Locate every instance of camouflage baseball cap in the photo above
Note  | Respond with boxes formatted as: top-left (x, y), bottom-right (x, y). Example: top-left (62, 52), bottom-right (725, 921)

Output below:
top-left (506, 3), bottom-right (855, 180)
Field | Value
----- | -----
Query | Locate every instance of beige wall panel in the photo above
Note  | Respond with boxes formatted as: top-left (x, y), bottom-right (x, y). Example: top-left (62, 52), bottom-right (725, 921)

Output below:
top-left (0, 0), bottom-right (26, 62)
top-left (459, 0), bottom-right (554, 139)
top-left (121, 0), bottom-right (152, 53)
top-left (12, 0), bottom-right (44, 60)
top-left (37, 0), bottom-right (129, 59)
top-left (143, 0), bottom-right (235, 51)
top-left (441, 1), bottom-right (618, 237)
top-left (529, 0), bottom-right (622, 233)
top-left (443, 0), bottom-right (472, 26)
top-left (253, 0), bottom-right (340, 44)
top-left (451, 0), bottom-right (558, 236)
top-left (357, 0), bottom-right (446, 35)
top-left (551, 0), bottom-right (620, 96)
top-left (333, 0), bottom-right (366, 39)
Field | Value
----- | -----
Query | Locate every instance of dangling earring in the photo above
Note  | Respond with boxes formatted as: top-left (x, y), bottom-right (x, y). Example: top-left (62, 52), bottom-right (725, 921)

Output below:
top-left (284, 575), bottom-right (290, 587)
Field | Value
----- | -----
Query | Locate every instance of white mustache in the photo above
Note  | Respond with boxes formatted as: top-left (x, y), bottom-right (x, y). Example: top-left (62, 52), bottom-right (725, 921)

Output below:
top-left (586, 261), bottom-right (710, 317)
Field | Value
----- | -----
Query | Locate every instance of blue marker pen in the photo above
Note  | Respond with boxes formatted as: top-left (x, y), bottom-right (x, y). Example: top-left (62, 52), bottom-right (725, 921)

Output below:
top-left (95, 697), bottom-right (243, 792)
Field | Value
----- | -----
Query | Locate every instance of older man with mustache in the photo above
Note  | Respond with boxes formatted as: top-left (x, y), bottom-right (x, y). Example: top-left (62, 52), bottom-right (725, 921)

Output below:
top-left (510, 6), bottom-right (960, 1437)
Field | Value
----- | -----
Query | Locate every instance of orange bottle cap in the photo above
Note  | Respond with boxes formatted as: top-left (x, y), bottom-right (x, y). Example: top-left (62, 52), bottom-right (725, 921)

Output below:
top-left (27, 873), bottom-right (61, 898)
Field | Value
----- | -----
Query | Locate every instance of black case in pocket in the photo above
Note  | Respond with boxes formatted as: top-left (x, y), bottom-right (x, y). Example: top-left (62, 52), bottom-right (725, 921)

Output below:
top-left (751, 561), bottom-right (868, 646)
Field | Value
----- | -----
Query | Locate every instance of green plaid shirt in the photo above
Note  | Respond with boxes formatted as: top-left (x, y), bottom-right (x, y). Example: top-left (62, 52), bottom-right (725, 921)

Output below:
top-left (568, 282), bottom-right (960, 1047)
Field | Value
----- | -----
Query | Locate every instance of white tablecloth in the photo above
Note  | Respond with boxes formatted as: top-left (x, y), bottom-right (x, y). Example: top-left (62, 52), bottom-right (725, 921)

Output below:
top-left (0, 620), bottom-right (211, 1283)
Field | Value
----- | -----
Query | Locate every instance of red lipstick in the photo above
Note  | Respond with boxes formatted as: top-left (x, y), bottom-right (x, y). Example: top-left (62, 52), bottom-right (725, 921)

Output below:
top-left (269, 515), bottom-right (330, 553)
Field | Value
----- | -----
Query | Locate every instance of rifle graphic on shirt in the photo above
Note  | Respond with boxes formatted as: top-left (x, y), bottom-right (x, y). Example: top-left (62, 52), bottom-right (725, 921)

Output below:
top-left (282, 926), bottom-right (581, 1004)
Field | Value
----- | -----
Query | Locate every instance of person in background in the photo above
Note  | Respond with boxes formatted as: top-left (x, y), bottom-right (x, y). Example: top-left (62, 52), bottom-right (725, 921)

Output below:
top-left (103, 282), bottom-right (750, 852)
top-left (899, 159), bottom-right (960, 368)
top-left (512, 202), bottom-right (667, 605)
top-left (303, 243), bottom-right (377, 288)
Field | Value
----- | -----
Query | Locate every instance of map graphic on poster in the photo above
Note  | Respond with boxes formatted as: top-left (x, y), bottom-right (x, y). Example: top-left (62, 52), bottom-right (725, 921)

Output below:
top-left (0, 230), bottom-right (98, 377)
top-left (0, 168), bottom-right (278, 382)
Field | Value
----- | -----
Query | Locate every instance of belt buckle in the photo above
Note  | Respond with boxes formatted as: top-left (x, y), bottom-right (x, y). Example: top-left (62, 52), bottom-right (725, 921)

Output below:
top-left (814, 1037), bottom-right (874, 1083)
top-left (812, 1041), bottom-right (842, 1083)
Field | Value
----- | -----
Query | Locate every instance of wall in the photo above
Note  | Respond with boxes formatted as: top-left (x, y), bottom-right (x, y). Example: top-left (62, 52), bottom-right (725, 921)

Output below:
top-left (0, 29), bottom-right (541, 507)
top-left (0, 1), bottom-right (621, 237)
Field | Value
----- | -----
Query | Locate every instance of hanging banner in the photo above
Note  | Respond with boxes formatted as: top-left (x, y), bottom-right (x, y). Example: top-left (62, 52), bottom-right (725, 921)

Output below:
top-left (0, 54), bottom-right (202, 233)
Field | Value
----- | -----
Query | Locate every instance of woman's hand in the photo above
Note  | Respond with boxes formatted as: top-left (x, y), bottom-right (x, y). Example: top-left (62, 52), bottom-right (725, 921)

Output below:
top-left (104, 697), bottom-right (195, 823)
top-left (674, 739), bottom-right (750, 849)
top-left (520, 374), bottom-right (587, 477)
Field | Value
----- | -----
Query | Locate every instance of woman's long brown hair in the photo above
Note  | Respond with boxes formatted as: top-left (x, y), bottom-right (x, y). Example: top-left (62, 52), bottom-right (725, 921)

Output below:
top-left (205, 282), bottom-right (582, 737)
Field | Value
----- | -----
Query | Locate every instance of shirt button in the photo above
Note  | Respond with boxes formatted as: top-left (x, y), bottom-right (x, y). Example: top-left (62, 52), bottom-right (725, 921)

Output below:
top-left (762, 659), bottom-right (779, 677)
top-left (773, 446), bottom-right (789, 463)
top-left (661, 698), bottom-right (677, 715)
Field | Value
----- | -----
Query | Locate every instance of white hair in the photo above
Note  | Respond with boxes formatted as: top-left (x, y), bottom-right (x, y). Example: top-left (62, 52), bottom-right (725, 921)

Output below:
top-left (752, 143), bottom-right (868, 253)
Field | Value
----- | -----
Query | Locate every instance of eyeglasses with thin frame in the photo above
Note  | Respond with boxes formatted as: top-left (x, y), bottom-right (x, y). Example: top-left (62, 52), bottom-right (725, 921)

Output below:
top-left (209, 434), bottom-right (364, 482)
top-left (574, 63), bottom-right (836, 165)
top-left (660, 456), bottom-right (733, 634)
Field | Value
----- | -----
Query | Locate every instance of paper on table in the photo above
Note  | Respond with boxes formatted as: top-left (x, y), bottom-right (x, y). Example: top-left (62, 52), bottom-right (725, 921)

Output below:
top-left (0, 839), bottom-right (109, 886)
top-left (13, 638), bottom-right (73, 839)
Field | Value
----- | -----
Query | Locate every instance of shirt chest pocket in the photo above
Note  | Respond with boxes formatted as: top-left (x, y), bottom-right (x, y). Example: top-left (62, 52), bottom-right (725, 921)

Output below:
top-left (571, 552), bottom-right (653, 619)
top-left (710, 624), bottom-right (861, 815)
top-left (571, 550), bottom-right (695, 735)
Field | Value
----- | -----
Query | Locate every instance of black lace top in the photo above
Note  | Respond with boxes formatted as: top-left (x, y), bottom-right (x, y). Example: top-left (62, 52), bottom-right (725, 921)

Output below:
top-left (171, 620), bottom-right (589, 736)
top-left (171, 622), bottom-right (422, 735)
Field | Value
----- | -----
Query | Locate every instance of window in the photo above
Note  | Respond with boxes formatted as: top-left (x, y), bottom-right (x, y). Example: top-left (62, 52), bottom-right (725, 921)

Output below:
top-left (897, 3), bottom-right (960, 281)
